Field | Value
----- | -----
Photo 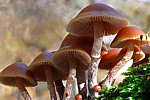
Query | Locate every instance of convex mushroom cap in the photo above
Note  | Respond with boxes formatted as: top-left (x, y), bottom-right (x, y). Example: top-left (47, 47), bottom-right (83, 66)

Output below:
top-left (29, 51), bottom-right (66, 100)
top-left (51, 46), bottom-right (91, 73)
top-left (133, 45), bottom-right (150, 66)
top-left (111, 26), bottom-right (150, 48)
top-left (29, 52), bottom-right (66, 81)
top-left (60, 34), bottom-right (93, 49)
top-left (132, 47), bottom-right (145, 63)
top-left (99, 48), bottom-right (121, 69)
top-left (67, 3), bottom-right (129, 36)
top-left (0, 62), bottom-right (37, 87)
top-left (75, 94), bottom-right (82, 100)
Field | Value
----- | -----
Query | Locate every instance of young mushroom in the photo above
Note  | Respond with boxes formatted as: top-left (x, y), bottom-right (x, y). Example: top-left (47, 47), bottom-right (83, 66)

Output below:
top-left (93, 85), bottom-right (101, 98)
top-left (29, 52), bottom-right (66, 100)
top-left (93, 85), bottom-right (101, 92)
top-left (99, 48), bottom-right (121, 70)
top-left (133, 45), bottom-right (150, 66)
top-left (116, 46), bottom-right (145, 85)
top-left (103, 26), bottom-right (150, 87)
top-left (98, 48), bottom-right (121, 86)
top-left (0, 62), bottom-right (37, 100)
top-left (66, 3), bottom-right (129, 96)
top-left (75, 93), bottom-right (82, 100)
top-left (132, 46), bottom-right (145, 63)
top-left (114, 46), bottom-right (145, 79)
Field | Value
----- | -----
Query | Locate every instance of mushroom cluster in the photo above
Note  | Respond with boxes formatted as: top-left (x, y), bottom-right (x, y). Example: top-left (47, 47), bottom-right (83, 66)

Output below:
top-left (0, 3), bottom-right (150, 100)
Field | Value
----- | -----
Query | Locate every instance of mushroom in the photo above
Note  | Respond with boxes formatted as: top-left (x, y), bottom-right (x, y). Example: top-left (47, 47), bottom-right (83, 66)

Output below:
top-left (112, 46), bottom-right (145, 80)
top-left (29, 52), bottom-right (66, 100)
top-left (99, 48), bottom-right (121, 70)
top-left (51, 45), bottom-right (91, 100)
top-left (97, 48), bottom-right (120, 82)
top-left (93, 85), bottom-right (101, 92)
top-left (98, 46), bottom-right (145, 87)
top-left (66, 3), bottom-right (129, 95)
top-left (93, 85), bottom-right (101, 98)
top-left (114, 46), bottom-right (146, 85)
top-left (98, 48), bottom-right (121, 86)
top-left (0, 62), bottom-right (37, 100)
top-left (131, 46), bottom-right (145, 63)
top-left (103, 26), bottom-right (150, 87)
top-left (133, 45), bottom-right (150, 66)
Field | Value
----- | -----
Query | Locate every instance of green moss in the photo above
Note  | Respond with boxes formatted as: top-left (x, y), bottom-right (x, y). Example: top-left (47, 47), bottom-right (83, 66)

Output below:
top-left (98, 61), bottom-right (150, 100)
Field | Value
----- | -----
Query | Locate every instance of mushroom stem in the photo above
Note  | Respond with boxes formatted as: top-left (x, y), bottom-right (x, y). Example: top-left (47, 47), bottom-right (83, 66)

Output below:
top-left (20, 90), bottom-right (32, 100)
top-left (44, 65), bottom-right (57, 100)
top-left (15, 77), bottom-right (32, 100)
top-left (55, 79), bottom-right (65, 100)
top-left (91, 22), bottom-right (103, 58)
top-left (76, 68), bottom-right (87, 99)
top-left (88, 22), bottom-right (103, 96)
top-left (63, 60), bottom-right (77, 100)
top-left (102, 44), bottom-right (134, 88)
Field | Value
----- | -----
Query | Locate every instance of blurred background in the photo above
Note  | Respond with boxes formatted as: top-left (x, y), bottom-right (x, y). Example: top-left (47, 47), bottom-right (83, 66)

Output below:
top-left (0, 0), bottom-right (150, 100)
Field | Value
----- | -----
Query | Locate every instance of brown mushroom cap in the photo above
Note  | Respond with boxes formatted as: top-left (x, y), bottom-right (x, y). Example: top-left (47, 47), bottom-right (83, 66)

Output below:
top-left (132, 46), bottom-right (145, 63)
top-left (99, 48), bottom-right (121, 69)
top-left (111, 26), bottom-right (150, 48)
top-left (93, 85), bottom-right (101, 92)
top-left (51, 46), bottom-right (91, 73)
top-left (0, 62), bottom-right (37, 87)
top-left (29, 52), bottom-right (66, 82)
top-left (66, 3), bottom-right (129, 36)
top-left (60, 34), bottom-right (94, 49)
top-left (133, 45), bottom-right (150, 66)
top-left (75, 93), bottom-right (82, 100)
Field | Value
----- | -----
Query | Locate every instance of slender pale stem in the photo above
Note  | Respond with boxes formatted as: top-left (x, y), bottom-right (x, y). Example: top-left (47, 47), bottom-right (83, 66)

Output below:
top-left (88, 21), bottom-right (103, 97)
top-left (63, 60), bottom-right (77, 100)
top-left (55, 79), bottom-right (65, 100)
top-left (44, 65), bottom-right (57, 100)
top-left (15, 77), bottom-right (32, 100)
top-left (76, 68), bottom-right (87, 99)
top-left (20, 90), bottom-right (32, 100)
top-left (91, 22), bottom-right (103, 58)
top-left (102, 44), bottom-right (134, 88)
